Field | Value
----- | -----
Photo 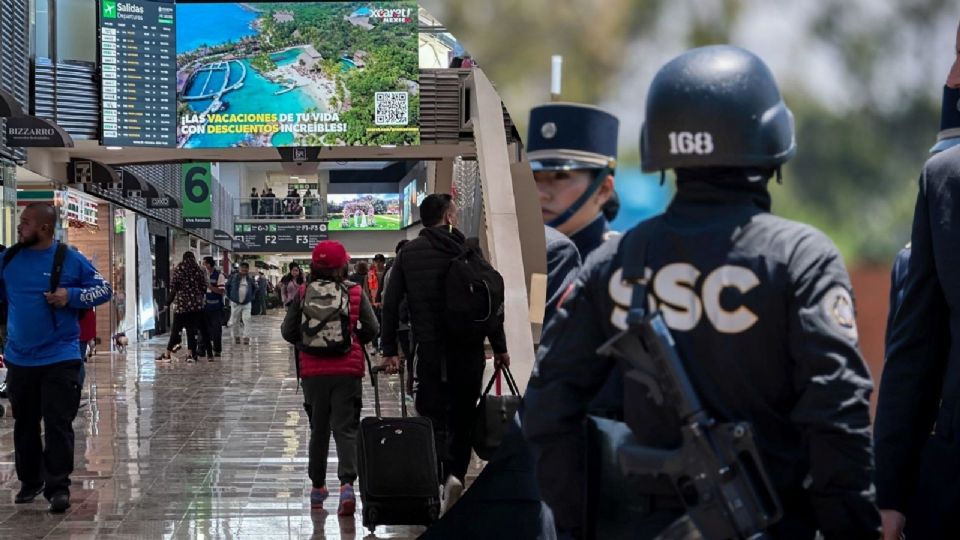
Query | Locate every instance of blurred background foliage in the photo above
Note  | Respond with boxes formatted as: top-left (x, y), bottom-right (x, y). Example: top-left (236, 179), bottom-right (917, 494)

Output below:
top-left (423, 0), bottom-right (958, 265)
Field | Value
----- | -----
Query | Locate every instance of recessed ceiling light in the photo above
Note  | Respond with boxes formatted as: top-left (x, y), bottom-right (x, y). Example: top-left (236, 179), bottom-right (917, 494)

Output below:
top-left (105, 146), bottom-right (123, 150)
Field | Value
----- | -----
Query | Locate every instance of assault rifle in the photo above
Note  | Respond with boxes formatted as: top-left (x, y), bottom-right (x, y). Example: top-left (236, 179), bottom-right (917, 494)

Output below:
top-left (596, 311), bottom-right (782, 540)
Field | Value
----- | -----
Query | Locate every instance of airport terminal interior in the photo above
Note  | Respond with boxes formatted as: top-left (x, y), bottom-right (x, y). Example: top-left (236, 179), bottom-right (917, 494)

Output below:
top-left (0, 1), bottom-right (543, 538)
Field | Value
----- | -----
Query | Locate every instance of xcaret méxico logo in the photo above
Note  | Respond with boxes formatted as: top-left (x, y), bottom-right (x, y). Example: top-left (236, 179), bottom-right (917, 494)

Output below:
top-left (369, 7), bottom-right (413, 23)
top-left (102, 0), bottom-right (117, 19)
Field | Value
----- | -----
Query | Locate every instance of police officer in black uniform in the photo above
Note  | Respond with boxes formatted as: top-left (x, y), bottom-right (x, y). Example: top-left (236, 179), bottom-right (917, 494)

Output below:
top-left (523, 45), bottom-right (881, 539)
top-left (875, 19), bottom-right (960, 540)
top-left (528, 103), bottom-right (620, 259)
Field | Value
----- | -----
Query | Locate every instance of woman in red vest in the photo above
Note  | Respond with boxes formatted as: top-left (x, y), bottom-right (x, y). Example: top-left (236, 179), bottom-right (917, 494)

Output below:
top-left (281, 241), bottom-right (379, 516)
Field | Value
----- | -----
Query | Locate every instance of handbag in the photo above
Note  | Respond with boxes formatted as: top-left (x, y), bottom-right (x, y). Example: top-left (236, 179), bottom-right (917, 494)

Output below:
top-left (472, 363), bottom-right (521, 460)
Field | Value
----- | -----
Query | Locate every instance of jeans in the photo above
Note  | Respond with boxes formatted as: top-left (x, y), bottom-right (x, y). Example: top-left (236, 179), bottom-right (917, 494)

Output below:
top-left (229, 303), bottom-right (252, 339)
top-left (302, 376), bottom-right (362, 487)
top-left (5, 360), bottom-right (82, 498)
top-left (201, 309), bottom-right (223, 355)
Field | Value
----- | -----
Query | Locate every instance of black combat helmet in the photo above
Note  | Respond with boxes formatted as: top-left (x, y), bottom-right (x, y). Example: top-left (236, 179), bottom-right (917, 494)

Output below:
top-left (640, 45), bottom-right (796, 173)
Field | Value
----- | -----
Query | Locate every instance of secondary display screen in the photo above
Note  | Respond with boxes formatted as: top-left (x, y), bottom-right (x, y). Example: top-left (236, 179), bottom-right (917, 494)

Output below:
top-left (99, 0), bottom-right (178, 147)
top-left (175, 1), bottom-right (420, 149)
top-left (327, 193), bottom-right (401, 231)
top-left (400, 175), bottom-right (426, 228)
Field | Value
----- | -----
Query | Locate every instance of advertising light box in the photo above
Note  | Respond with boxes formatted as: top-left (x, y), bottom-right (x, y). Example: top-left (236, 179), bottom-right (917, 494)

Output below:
top-left (327, 193), bottom-right (401, 231)
top-left (175, 1), bottom-right (420, 149)
top-left (400, 175), bottom-right (426, 228)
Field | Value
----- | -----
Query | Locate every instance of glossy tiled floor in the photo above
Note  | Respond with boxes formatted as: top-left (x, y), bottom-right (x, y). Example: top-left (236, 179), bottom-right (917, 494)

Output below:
top-left (0, 313), bottom-right (425, 539)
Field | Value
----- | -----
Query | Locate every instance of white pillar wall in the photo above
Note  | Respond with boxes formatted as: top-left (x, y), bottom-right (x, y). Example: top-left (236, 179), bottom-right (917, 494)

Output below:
top-left (470, 69), bottom-right (537, 393)
top-left (123, 211), bottom-right (138, 343)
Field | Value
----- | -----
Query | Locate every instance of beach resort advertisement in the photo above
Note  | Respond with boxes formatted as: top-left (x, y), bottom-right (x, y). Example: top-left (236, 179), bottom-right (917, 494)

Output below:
top-left (175, 2), bottom-right (419, 149)
top-left (327, 193), bottom-right (401, 231)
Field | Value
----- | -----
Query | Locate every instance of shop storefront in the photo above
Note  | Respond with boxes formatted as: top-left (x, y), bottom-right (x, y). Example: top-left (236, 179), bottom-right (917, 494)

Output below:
top-left (0, 161), bottom-right (16, 246)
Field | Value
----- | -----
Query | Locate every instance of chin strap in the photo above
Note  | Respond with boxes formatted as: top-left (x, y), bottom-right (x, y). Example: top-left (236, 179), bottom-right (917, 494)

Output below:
top-left (546, 166), bottom-right (612, 229)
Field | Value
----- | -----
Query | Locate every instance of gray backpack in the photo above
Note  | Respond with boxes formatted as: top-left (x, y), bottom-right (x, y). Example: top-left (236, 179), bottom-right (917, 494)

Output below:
top-left (300, 280), bottom-right (353, 356)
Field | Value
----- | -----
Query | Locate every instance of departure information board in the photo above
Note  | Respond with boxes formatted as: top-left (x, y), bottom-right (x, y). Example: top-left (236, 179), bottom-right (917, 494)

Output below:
top-left (100, 0), bottom-right (177, 147)
top-left (233, 222), bottom-right (330, 253)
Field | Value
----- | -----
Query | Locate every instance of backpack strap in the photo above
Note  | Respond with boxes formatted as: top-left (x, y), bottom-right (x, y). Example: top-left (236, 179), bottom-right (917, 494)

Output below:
top-left (50, 242), bottom-right (69, 293)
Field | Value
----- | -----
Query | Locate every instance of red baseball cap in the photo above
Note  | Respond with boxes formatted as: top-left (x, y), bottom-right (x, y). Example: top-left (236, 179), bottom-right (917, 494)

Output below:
top-left (312, 240), bottom-right (350, 269)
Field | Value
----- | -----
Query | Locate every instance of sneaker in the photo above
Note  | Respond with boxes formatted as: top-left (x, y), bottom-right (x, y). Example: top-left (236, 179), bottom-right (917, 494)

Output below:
top-left (48, 492), bottom-right (70, 514)
top-left (15, 483), bottom-right (43, 504)
top-left (243, 337), bottom-right (250, 345)
top-left (207, 355), bottom-right (215, 362)
top-left (440, 476), bottom-right (463, 516)
top-left (214, 352), bottom-right (222, 358)
top-left (0, 381), bottom-right (7, 399)
top-left (310, 486), bottom-right (329, 509)
top-left (186, 356), bottom-right (196, 364)
top-left (337, 484), bottom-right (356, 516)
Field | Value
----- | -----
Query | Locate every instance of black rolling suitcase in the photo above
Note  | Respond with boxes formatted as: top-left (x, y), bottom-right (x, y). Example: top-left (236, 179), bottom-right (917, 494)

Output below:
top-left (359, 350), bottom-right (440, 532)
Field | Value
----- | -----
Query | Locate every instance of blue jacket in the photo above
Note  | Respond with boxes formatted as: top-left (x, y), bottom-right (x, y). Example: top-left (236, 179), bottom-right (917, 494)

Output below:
top-left (0, 243), bottom-right (112, 366)
top-left (544, 226), bottom-right (581, 326)
top-left (226, 273), bottom-right (257, 305)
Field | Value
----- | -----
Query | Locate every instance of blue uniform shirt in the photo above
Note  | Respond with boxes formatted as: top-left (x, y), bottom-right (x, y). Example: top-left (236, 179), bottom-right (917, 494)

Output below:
top-left (0, 243), bottom-right (112, 366)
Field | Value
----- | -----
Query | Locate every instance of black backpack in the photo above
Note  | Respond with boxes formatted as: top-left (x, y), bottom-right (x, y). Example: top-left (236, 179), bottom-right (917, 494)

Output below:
top-left (444, 246), bottom-right (505, 339)
top-left (1, 242), bottom-right (90, 327)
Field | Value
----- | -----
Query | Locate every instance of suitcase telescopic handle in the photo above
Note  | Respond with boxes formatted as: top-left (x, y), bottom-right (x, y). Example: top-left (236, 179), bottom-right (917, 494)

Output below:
top-left (365, 349), bottom-right (407, 418)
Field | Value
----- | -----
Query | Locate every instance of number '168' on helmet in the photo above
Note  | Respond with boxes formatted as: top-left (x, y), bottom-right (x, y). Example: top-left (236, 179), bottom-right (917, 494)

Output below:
top-left (640, 45), bottom-right (797, 173)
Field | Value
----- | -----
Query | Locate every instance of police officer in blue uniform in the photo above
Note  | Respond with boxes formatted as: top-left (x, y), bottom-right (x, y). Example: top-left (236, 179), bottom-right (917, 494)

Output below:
top-left (528, 103), bottom-right (620, 259)
top-left (875, 20), bottom-right (960, 540)
top-left (885, 51), bottom-right (960, 337)
top-left (528, 103), bottom-right (625, 419)
top-left (523, 45), bottom-right (881, 539)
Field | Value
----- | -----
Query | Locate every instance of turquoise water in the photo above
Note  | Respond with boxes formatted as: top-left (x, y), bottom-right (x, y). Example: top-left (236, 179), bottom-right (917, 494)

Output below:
top-left (272, 48), bottom-right (301, 67)
top-left (176, 3), bottom-right (258, 55)
top-left (183, 57), bottom-right (322, 149)
top-left (340, 57), bottom-right (357, 71)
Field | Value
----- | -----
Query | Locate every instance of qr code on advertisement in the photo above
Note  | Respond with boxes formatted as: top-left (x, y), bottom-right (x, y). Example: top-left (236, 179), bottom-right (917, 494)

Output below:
top-left (375, 92), bottom-right (409, 126)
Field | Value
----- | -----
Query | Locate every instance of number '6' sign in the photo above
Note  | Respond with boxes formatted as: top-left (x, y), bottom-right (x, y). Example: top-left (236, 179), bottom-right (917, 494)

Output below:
top-left (184, 166), bottom-right (210, 203)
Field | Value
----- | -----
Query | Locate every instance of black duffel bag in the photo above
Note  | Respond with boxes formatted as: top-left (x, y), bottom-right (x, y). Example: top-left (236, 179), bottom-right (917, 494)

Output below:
top-left (472, 364), bottom-right (521, 460)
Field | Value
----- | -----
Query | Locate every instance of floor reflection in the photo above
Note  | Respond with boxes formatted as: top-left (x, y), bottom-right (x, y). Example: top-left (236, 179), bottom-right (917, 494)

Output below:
top-left (0, 313), bottom-right (425, 539)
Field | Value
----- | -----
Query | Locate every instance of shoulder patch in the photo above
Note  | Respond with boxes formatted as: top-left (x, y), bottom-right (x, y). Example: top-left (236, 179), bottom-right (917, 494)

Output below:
top-left (822, 285), bottom-right (858, 341)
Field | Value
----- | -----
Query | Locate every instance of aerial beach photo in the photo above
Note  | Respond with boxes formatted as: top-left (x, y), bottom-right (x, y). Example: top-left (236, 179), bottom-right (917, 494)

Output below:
top-left (175, 2), bottom-right (419, 149)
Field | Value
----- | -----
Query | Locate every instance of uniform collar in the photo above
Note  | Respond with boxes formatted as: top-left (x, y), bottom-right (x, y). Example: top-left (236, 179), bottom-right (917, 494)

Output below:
top-left (570, 214), bottom-right (608, 257)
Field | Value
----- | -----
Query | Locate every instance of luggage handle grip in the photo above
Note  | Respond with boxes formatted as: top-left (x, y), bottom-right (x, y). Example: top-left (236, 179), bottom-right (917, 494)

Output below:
top-left (365, 348), bottom-right (407, 418)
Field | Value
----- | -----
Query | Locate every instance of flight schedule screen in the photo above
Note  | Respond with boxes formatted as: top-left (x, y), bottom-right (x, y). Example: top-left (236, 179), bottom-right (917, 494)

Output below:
top-left (100, 0), bottom-right (177, 147)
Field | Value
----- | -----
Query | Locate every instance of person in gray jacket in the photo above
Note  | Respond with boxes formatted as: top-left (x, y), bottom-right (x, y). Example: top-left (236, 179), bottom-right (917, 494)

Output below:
top-left (226, 263), bottom-right (257, 345)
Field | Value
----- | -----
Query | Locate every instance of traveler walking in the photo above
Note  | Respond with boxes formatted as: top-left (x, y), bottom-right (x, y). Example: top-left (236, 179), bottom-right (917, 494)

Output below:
top-left (381, 193), bottom-right (510, 515)
top-left (0, 203), bottom-right (112, 513)
top-left (282, 240), bottom-right (379, 516)
top-left (158, 252), bottom-right (210, 363)
top-left (200, 256), bottom-right (225, 360)
top-left (227, 262), bottom-right (257, 345)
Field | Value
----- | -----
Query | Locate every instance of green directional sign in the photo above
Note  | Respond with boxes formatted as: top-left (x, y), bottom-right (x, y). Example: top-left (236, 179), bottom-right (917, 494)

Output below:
top-left (181, 163), bottom-right (212, 228)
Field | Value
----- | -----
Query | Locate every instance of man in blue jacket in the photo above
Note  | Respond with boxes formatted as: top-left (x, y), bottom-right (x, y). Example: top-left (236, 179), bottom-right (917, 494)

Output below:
top-left (0, 203), bottom-right (112, 513)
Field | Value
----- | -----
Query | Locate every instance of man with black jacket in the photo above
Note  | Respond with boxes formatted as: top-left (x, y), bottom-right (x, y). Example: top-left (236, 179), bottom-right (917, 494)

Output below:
top-left (523, 46), bottom-right (880, 539)
top-left (381, 193), bottom-right (510, 515)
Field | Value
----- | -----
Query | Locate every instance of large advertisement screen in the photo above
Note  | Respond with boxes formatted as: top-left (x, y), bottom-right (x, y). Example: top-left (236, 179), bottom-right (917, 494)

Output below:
top-left (175, 1), bottom-right (420, 149)
top-left (400, 175), bottom-right (427, 228)
top-left (328, 193), bottom-right (400, 231)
